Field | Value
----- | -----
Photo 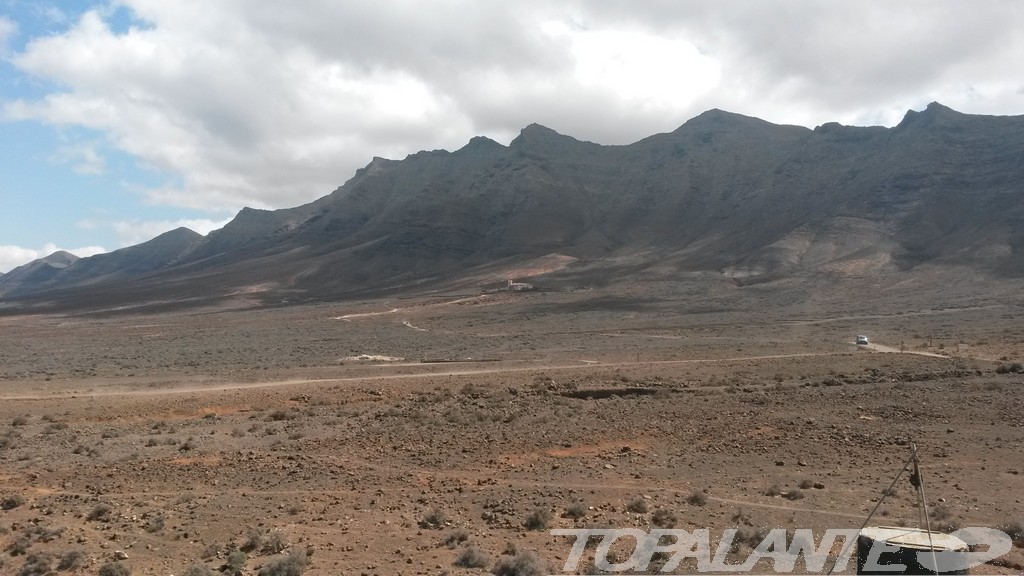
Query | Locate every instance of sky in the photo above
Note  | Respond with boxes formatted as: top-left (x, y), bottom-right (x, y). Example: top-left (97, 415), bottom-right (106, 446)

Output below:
top-left (2, 1), bottom-right (1023, 273)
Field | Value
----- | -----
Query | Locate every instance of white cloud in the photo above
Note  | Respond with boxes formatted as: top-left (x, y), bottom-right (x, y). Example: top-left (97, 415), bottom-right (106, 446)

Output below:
top-left (542, 22), bottom-right (720, 110)
top-left (3, 0), bottom-right (1024, 219)
top-left (52, 140), bottom-right (106, 174)
top-left (75, 216), bottom-right (228, 247)
top-left (0, 15), bottom-right (16, 54)
top-left (110, 217), bottom-right (229, 247)
top-left (580, 1), bottom-right (1024, 128)
top-left (0, 214), bottom-right (229, 272)
top-left (0, 243), bottom-right (107, 274)
top-left (39, 6), bottom-right (69, 26)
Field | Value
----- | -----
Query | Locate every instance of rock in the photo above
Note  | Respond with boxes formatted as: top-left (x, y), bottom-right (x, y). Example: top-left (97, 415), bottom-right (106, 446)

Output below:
top-left (114, 550), bottom-right (129, 560)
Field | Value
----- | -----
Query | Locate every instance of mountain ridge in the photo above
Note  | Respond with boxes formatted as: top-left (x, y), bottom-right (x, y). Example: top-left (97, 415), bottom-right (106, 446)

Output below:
top-left (4, 103), bottom-right (1024, 309)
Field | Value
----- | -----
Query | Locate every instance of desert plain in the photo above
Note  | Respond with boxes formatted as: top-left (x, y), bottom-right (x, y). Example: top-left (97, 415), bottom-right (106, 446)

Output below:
top-left (0, 279), bottom-right (1022, 575)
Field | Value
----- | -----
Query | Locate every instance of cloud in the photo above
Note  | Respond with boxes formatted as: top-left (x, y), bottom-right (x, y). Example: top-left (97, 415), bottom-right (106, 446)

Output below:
top-left (109, 217), bottom-right (230, 246)
top-left (577, 1), bottom-right (1024, 126)
top-left (52, 140), bottom-right (106, 174)
top-left (3, 0), bottom-right (1024, 217)
top-left (38, 6), bottom-right (70, 26)
top-left (0, 243), bottom-right (107, 274)
top-left (0, 213), bottom-right (230, 272)
top-left (75, 216), bottom-right (229, 246)
top-left (0, 15), bottom-right (16, 54)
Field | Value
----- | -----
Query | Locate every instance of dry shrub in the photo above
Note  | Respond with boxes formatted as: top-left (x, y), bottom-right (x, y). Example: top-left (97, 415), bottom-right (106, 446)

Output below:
top-left (57, 549), bottom-right (85, 570)
top-left (687, 490), bottom-right (708, 506)
top-left (443, 529), bottom-right (469, 548)
top-left (18, 552), bottom-right (54, 576)
top-left (454, 546), bottom-right (490, 568)
top-left (182, 565), bottom-right (214, 576)
top-left (257, 550), bottom-right (306, 576)
top-left (419, 508), bottom-right (446, 530)
top-left (87, 502), bottom-right (114, 522)
top-left (1, 495), bottom-right (26, 510)
top-left (651, 508), bottom-right (677, 528)
top-left (626, 498), bottom-right (649, 513)
top-left (524, 508), bottom-right (552, 531)
top-left (564, 501), bottom-right (588, 519)
top-left (492, 550), bottom-right (546, 576)
top-left (98, 562), bottom-right (131, 576)
top-left (999, 520), bottom-right (1023, 547)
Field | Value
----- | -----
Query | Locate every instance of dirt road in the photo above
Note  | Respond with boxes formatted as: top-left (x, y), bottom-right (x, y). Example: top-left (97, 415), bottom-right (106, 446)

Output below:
top-left (0, 351), bottom-right (861, 400)
top-left (864, 342), bottom-right (949, 358)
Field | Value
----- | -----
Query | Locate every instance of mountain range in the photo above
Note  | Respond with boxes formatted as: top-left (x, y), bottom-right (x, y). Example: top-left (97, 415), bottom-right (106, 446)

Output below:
top-left (2, 102), bottom-right (1022, 310)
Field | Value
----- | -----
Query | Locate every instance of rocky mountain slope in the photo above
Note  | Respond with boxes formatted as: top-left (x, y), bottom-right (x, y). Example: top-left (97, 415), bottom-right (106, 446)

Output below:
top-left (3, 103), bottom-right (1023, 308)
top-left (0, 228), bottom-right (202, 298)
top-left (0, 251), bottom-right (79, 295)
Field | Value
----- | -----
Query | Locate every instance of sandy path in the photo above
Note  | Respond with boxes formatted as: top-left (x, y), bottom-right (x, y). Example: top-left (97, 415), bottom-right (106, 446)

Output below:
top-left (333, 294), bottom-right (496, 322)
top-left (402, 320), bottom-right (427, 331)
top-left (785, 304), bottom-right (1004, 326)
top-left (334, 307), bottom-right (399, 320)
top-left (3, 342), bottom-right (962, 401)
top-left (864, 342), bottom-right (949, 358)
top-left (0, 352), bottom-right (856, 400)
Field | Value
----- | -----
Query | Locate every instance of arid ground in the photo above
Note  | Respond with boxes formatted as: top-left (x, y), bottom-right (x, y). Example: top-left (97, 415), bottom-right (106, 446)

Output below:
top-left (1, 284), bottom-right (1022, 574)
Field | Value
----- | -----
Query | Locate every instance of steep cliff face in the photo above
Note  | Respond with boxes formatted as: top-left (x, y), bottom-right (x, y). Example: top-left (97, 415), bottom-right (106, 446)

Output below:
top-left (5, 103), bottom-right (1024, 307)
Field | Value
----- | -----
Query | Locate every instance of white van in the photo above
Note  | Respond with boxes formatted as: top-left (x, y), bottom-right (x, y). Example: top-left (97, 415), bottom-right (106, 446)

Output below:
top-left (856, 335), bottom-right (869, 345)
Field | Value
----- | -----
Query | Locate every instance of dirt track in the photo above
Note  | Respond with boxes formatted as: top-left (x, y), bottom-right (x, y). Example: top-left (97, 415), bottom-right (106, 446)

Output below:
top-left (866, 342), bottom-right (950, 358)
top-left (0, 352), bottom-right (864, 400)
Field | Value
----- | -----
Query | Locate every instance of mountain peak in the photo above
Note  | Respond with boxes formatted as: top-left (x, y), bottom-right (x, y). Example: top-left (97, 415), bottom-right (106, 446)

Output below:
top-left (349, 156), bottom-right (395, 181)
top-left (684, 108), bottom-right (762, 125)
top-left (520, 122), bottom-right (560, 134)
top-left (673, 108), bottom-right (788, 137)
top-left (693, 108), bottom-right (738, 119)
top-left (41, 250), bottom-right (80, 267)
top-left (161, 227), bottom-right (203, 240)
top-left (509, 123), bottom-right (569, 146)
top-left (457, 135), bottom-right (505, 154)
top-left (924, 101), bottom-right (954, 114)
top-left (508, 124), bottom-right (594, 158)
top-left (0, 250), bottom-right (82, 296)
top-left (896, 101), bottom-right (963, 128)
